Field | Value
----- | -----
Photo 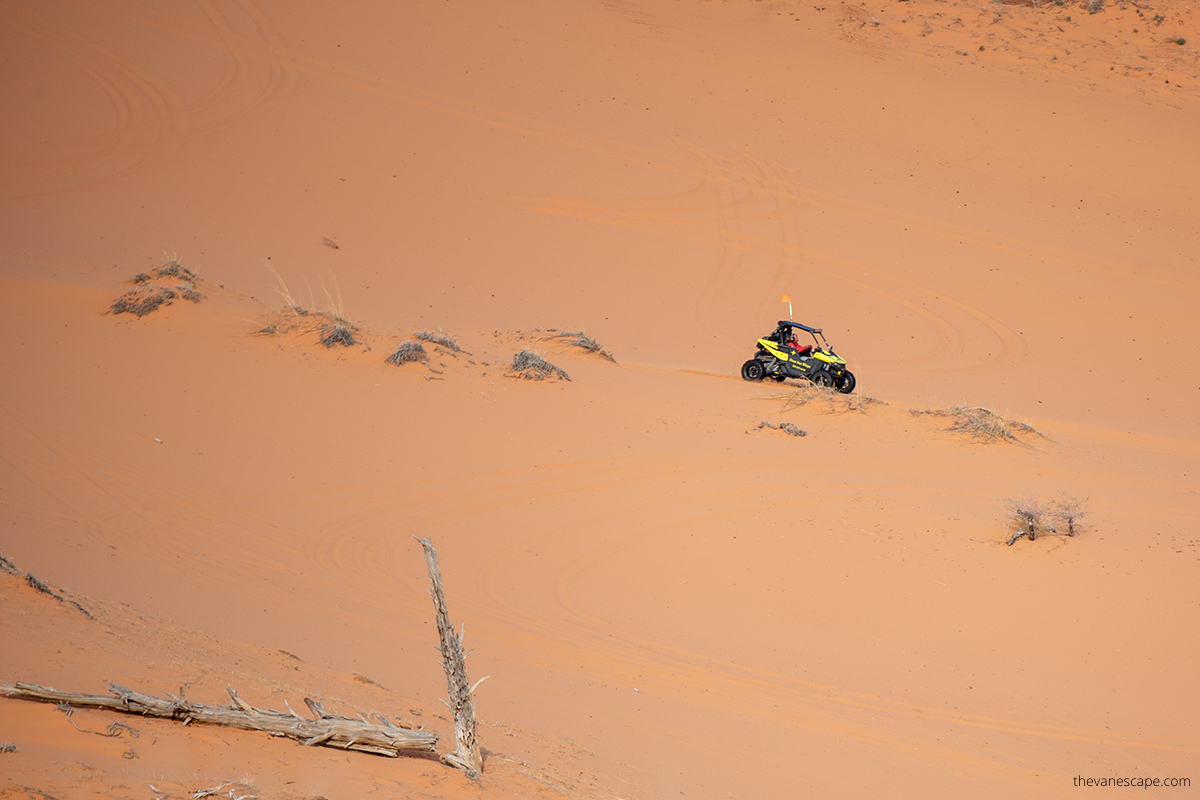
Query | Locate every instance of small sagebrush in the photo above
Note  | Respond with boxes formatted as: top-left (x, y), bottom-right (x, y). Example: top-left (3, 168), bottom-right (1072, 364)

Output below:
top-left (386, 340), bottom-right (428, 365)
top-left (911, 406), bottom-right (1041, 443)
top-left (508, 349), bottom-right (570, 381)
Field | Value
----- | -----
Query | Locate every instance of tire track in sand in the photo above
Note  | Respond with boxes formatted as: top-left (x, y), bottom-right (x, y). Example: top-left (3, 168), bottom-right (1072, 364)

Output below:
top-left (0, 0), bottom-right (296, 200)
top-left (531, 141), bottom-right (1024, 373)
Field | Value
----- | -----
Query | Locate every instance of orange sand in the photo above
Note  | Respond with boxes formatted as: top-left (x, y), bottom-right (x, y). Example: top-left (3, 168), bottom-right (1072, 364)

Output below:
top-left (1, 1), bottom-right (1198, 799)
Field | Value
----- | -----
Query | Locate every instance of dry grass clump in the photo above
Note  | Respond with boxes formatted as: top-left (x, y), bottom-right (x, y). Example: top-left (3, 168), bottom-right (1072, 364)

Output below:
top-left (508, 349), bottom-right (570, 381)
top-left (110, 257), bottom-right (203, 317)
top-left (1004, 496), bottom-right (1088, 545)
top-left (319, 324), bottom-right (357, 348)
top-left (772, 383), bottom-right (882, 414)
top-left (386, 340), bottom-right (429, 366)
top-left (257, 270), bottom-right (361, 348)
top-left (0, 742), bottom-right (16, 754)
top-left (911, 406), bottom-right (1042, 442)
top-left (553, 330), bottom-right (615, 362)
top-left (414, 330), bottom-right (463, 353)
top-left (111, 285), bottom-right (179, 316)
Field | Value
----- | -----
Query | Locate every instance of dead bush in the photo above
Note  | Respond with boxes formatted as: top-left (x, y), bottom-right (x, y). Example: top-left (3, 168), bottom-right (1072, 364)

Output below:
top-left (554, 330), bottom-right (615, 362)
top-left (911, 406), bottom-right (1042, 442)
top-left (319, 324), bottom-right (357, 348)
top-left (1051, 496), bottom-right (1088, 537)
top-left (110, 257), bottom-right (203, 317)
top-left (1005, 497), bottom-right (1052, 545)
top-left (386, 340), bottom-right (429, 366)
top-left (508, 349), bottom-right (570, 381)
top-left (415, 330), bottom-right (462, 353)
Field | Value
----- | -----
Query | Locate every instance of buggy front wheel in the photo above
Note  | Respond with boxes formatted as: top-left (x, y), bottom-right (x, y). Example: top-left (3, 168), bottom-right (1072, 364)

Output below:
top-left (835, 370), bottom-right (856, 394)
top-left (741, 359), bottom-right (766, 382)
top-left (810, 370), bottom-right (834, 388)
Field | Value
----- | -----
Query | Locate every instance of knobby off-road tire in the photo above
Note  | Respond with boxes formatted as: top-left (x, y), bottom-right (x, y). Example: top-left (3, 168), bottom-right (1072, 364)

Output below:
top-left (810, 370), bottom-right (835, 388)
top-left (835, 370), bottom-right (856, 394)
top-left (741, 359), bottom-right (766, 381)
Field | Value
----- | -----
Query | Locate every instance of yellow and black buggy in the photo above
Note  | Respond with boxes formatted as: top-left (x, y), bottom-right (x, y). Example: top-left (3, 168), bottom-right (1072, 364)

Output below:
top-left (741, 320), bottom-right (856, 393)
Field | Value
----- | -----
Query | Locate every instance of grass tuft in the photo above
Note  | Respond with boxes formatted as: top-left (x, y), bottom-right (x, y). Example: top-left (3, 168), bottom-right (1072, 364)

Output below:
top-left (910, 406), bottom-right (1042, 442)
top-left (385, 340), bottom-right (429, 366)
top-left (508, 349), bottom-right (570, 381)
top-left (258, 269), bottom-right (360, 347)
top-left (554, 330), bottom-right (616, 362)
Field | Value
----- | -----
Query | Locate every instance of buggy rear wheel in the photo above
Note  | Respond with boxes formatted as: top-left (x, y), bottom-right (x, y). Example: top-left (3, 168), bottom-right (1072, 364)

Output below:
top-left (741, 359), bottom-right (766, 381)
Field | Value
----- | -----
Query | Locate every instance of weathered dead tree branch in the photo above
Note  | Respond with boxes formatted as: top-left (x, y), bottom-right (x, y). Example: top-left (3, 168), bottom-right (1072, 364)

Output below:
top-left (0, 682), bottom-right (437, 757)
top-left (415, 536), bottom-right (485, 777)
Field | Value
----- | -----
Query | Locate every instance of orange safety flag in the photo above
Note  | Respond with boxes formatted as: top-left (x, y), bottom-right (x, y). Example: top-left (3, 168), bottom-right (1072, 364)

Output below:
top-left (780, 295), bottom-right (791, 303)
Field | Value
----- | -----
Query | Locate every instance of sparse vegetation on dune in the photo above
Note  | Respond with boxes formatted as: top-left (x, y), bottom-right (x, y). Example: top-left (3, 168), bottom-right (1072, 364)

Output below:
top-left (508, 349), bottom-right (570, 381)
top-left (771, 382), bottom-right (882, 414)
top-left (386, 340), bottom-right (429, 366)
top-left (257, 270), bottom-right (360, 348)
top-left (110, 257), bottom-right (203, 317)
top-left (318, 324), bottom-right (357, 348)
top-left (414, 329), bottom-right (464, 353)
top-left (550, 329), bottom-right (616, 362)
top-left (911, 406), bottom-right (1043, 442)
top-left (1004, 496), bottom-right (1088, 545)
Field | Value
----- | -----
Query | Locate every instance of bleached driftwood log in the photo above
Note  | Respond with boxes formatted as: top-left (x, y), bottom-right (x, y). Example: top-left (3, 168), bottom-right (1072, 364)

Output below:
top-left (415, 536), bottom-right (485, 777)
top-left (0, 682), bottom-right (437, 757)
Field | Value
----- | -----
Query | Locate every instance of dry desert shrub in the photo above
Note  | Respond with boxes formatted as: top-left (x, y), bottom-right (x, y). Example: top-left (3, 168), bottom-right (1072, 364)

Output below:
top-left (111, 284), bottom-right (179, 316)
top-left (1005, 497), bottom-right (1051, 545)
top-left (386, 340), bottom-right (429, 366)
top-left (1004, 496), bottom-right (1088, 545)
top-left (110, 257), bottom-right (203, 317)
top-left (911, 406), bottom-right (1042, 442)
top-left (258, 270), bottom-right (361, 348)
top-left (1051, 496), bottom-right (1088, 537)
top-left (553, 330), bottom-right (615, 362)
top-left (414, 329), bottom-right (463, 353)
top-left (508, 349), bottom-right (570, 381)
top-left (772, 383), bottom-right (881, 414)
top-left (319, 324), bottom-right (357, 348)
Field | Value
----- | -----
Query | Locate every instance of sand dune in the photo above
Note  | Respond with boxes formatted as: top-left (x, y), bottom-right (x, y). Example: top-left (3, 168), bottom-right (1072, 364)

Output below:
top-left (2, 1), bottom-right (1197, 799)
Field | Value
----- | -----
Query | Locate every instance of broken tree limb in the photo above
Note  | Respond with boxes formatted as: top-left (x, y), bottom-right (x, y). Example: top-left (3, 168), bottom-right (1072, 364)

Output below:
top-left (414, 536), bottom-right (484, 777)
top-left (0, 682), bottom-right (437, 757)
